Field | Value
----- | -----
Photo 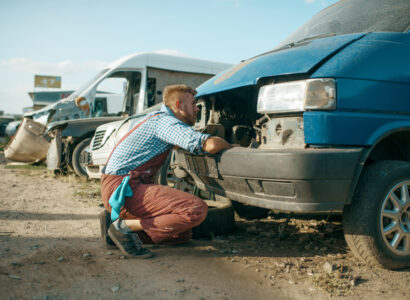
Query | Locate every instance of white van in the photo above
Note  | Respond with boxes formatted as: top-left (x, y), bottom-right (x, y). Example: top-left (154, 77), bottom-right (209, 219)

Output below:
top-left (42, 53), bottom-right (231, 176)
top-left (70, 52), bottom-right (231, 116)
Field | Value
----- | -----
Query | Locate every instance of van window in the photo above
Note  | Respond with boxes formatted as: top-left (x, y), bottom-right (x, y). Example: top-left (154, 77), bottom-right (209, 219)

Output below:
top-left (70, 68), bottom-right (109, 99)
top-left (95, 71), bottom-right (141, 116)
top-left (94, 97), bottom-right (107, 117)
top-left (147, 78), bottom-right (157, 107)
top-left (97, 78), bottom-right (126, 95)
top-left (146, 67), bottom-right (213, 107)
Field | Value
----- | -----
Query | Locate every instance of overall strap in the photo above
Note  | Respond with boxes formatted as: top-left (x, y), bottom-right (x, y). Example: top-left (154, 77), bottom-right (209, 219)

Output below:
top-left (105, 113), bottom-right (160, 165)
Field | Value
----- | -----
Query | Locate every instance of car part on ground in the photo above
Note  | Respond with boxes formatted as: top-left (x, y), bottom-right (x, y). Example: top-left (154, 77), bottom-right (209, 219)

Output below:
top-left (4, 120), bottom-right (22, 138)
top-left (4, 118), bottom-right (50, 163)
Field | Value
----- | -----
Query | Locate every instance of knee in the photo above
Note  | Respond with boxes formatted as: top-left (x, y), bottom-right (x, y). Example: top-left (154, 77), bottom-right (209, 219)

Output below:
top-left (190, 197), bottom-right (208, 226)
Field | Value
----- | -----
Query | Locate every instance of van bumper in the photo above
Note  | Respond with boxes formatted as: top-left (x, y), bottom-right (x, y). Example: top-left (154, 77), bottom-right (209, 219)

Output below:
top-left (174, 147), bottom-right (364, 212)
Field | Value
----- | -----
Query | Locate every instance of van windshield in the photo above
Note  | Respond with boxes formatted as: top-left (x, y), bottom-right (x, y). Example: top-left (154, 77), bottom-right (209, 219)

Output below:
top-left (68, 68), bottom-right (109, 99)
top-left (276, 0), bottom-right (410, 49)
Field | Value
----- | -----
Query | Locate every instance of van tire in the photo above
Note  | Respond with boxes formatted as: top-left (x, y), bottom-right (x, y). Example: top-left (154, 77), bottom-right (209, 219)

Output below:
top-left (157, 154), bottom-right (235, 238)
top-left (231, 200), bottom-right (270, 220)
top-left (72, 137), bottom-right (91, 178)
top-left (343, 160), bottom-right (410, 270)
top-left (193, 198), bottom-right (235, 238)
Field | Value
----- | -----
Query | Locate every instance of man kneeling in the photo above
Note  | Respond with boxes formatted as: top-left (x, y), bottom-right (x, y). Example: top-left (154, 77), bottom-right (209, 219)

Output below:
top-left (99, 84), bottom-right (232, 258)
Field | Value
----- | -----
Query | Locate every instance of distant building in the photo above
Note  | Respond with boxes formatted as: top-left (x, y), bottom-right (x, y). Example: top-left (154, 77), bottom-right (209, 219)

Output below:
top-left (26, 90), bottom-right (74, 111)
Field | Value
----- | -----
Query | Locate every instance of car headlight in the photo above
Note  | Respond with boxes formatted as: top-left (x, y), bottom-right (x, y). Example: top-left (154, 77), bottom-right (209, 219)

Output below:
top-left (257, 78), bottom-right (336, 113)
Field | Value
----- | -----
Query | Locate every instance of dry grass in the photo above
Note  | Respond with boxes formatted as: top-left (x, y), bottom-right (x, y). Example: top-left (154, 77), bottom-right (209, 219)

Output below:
top-left (5, 162), bottom-right (48, 176)
top-left (310, 268), bottom-right (355, 296)
top-left (57, 173), bottom-right (101, 202)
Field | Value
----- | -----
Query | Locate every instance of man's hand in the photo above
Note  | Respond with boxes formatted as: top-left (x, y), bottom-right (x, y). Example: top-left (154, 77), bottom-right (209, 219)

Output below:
top-left (203, 136), bottom-right (234, 154)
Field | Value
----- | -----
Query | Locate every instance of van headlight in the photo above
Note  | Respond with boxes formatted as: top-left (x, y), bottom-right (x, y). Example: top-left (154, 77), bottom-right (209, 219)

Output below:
top-left (257, 78), bottom-right (336, 113)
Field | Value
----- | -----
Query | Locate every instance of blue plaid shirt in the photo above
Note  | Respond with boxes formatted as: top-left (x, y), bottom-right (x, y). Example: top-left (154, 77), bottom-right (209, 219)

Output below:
top-left (104, 104), bottom-right (210, 175)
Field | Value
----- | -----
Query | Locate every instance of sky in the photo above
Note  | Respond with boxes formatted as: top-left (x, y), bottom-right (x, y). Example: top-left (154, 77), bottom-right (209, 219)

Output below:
top-left (0, 0), bottom-right (338, 115)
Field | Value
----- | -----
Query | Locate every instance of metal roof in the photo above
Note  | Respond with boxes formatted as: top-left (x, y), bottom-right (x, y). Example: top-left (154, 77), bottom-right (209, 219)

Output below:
top-left (107, 52), bottom-right (232, 75)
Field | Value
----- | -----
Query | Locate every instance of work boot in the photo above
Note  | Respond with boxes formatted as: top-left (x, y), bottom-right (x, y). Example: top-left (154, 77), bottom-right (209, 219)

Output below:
top-left (99, 210), bottom-right (116, 249)
top-left (107, 222), bottom-right (153, 258)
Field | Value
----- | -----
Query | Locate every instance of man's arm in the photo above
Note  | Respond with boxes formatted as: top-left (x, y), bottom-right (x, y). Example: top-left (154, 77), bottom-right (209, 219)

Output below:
top-left (203, 136), bottom-right (233, 154)
top-left (155, 115), bottom-right (234, 155)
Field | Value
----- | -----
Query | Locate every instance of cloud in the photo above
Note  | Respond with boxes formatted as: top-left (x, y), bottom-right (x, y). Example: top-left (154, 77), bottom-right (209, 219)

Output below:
top-left (304, 0), bottom-right (316, 3)
top-left (0, 84), bottom-right (33, 114)
top-left (0, 58), bottom-right (109, 76)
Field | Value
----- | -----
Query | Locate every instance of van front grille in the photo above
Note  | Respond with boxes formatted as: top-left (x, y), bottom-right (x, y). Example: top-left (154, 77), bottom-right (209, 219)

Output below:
top-left (92, 130), bottom-right (106, 150)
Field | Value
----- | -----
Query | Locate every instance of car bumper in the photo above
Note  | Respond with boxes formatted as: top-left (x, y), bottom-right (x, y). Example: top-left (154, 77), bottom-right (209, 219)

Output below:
top-left (85, 148), bottom-right (111, 179)
top-left (174, 147), bottom-right (364, 212)
top-left (85, 165), bottom-right (104, 179)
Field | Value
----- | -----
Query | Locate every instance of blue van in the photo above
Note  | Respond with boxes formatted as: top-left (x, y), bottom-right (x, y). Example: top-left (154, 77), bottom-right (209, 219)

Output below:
top-left (173, 0), bottom-right (410, 269)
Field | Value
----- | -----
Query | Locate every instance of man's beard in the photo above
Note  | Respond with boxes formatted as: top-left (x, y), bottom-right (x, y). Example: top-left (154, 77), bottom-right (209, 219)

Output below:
top-left (180, 113), bottom-right (196, 126)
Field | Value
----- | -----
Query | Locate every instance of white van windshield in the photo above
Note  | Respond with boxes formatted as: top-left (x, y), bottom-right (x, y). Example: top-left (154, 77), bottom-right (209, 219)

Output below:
top-left (69, 68), bottom-right (109, 99)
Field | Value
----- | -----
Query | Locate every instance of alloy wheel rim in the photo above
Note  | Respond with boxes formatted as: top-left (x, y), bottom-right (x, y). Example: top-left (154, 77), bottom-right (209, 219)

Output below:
top-left (380, 180), bottom-right (410, 256)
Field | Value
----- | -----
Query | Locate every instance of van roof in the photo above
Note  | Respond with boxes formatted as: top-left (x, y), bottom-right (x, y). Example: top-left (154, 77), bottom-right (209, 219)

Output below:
top-left (107, 52), bottom-right (232, 75)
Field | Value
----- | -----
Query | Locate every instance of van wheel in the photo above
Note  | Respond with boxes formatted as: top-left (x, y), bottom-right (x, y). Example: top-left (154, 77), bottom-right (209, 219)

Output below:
top-left (231, 200), bottom-right (270, 220)
top-left (343, 160), bottom-right (410, 270)
top-left (193, 198), bottom-right (235, 238)
top-left (157, 156), bottom-right (235, 238)
top-left (72, 137), bottom-right (91, 178)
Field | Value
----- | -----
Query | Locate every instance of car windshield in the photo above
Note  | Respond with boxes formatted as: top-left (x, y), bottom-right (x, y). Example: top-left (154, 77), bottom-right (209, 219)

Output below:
top-left (276, 0), bottom-right (410, 49)
top-left (67, 68), bottom-right (109, 99)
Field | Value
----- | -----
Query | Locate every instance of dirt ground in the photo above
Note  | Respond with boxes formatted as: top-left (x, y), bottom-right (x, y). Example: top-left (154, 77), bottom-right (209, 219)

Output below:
top-left (0, 151), bottom-right (409, 300)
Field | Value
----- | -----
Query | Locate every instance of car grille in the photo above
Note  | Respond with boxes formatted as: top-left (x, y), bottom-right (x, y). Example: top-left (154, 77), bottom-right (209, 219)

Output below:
top-left (92, 130), bottom-right (106, 150)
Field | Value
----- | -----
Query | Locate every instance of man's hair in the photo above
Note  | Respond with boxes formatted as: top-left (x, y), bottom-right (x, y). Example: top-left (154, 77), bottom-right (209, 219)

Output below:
top-left (163, 84), bottom-right (197, 109)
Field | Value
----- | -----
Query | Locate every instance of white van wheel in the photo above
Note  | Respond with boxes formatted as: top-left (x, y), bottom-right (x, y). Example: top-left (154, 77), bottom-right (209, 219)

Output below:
top-left (72, 137), bottom-right (91, 178)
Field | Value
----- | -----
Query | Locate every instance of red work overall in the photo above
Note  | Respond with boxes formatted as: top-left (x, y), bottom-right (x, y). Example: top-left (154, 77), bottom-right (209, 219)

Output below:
top-left (100, 115), bottom-right (208, 245)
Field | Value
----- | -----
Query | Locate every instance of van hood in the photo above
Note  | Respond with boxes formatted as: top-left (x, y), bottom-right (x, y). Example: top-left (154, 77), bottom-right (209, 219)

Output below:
top-left (196, 33), bottom-right (365, 97)
top-left (24, 97), bottom-right (71, 117)
top-left (46, 116), bottom-right (124, 138)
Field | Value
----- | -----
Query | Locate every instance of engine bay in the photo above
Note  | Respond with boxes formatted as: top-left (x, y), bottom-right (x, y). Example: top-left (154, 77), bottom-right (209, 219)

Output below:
top-left (195, 86), bottom-right (305, 149)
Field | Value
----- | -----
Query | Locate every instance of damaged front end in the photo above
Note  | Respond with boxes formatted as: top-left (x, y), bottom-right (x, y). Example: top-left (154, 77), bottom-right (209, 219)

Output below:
top-left (4, 117), bottom-right (52, 164)
top-left (170, 34), bottom-right (368, 212)
top-left (173, 79), bottom-right (361, 212)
